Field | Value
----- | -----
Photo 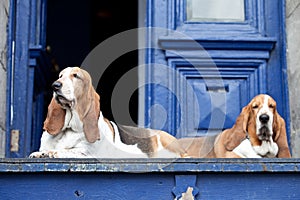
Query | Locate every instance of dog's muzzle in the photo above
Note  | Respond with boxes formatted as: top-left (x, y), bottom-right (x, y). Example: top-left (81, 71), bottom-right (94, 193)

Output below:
top-left (258, 126), bottom-right (271, 141)
top-left (52, 81), bottom-right (74, 108)
top-left (258, 114), bottom-right (271, 141)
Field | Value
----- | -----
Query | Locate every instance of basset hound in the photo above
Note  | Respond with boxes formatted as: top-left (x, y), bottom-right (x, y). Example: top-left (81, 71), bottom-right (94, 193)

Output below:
top-left (29, 67), bottom-right (187, 158)
top-left (178, 94), bottom-right (292, 158)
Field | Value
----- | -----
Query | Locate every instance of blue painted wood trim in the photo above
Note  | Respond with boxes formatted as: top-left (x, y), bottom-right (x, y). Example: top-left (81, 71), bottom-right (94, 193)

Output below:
top-left (29, 0), bottom-right (47, 47)
top-left (173, 175), bottom-right (199, 199)
top-left (1, 159), bottom-right (300, 173)
top-left (172, 0), bottom-right (266, 37)
top-left (1, 166), bottom-right (300, 200)
top-left (165, 50), bottom-right (271, 60)
top-left (144, 0), bottom-right (154, 127)
top-left (6, 0), bottom-right (33, 158)
top-left (6, 0), bottom-right (50, 157)
top-left (5, 0), bottom-right (15, 158)
top-left (158, 37), bottom-right (276, 51)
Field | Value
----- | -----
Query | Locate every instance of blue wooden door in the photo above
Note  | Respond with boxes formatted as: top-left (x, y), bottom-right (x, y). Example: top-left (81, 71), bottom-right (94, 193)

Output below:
top-left (6, 0), bottom-right (53, 158)
top-left (144, 0), bottom-right (290, 138)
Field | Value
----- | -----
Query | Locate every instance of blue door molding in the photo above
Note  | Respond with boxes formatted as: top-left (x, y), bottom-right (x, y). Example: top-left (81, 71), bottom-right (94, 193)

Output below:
top-left (6, 0), bottom-right (52, 157)
top-left (145, 0), bottom-right (290, 141)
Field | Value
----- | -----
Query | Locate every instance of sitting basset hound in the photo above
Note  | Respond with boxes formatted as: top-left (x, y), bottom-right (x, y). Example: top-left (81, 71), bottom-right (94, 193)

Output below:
top-left (178, 94), bottom-right (291, 158)
top-left (29, 67), bottom-right (187, 158)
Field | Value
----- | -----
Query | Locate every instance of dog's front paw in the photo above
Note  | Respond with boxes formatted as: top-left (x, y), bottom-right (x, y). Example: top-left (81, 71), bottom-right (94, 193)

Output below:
top-left (29, 151), bottom-right (49, 158)
top-left (29, 151), bottom-right (58, 158)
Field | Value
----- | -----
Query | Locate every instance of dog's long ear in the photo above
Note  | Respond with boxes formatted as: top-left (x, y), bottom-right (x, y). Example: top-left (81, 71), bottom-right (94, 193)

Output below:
top-left (224, 105), bottom-right (250, 151)
top-left (273, 110), bottom-right (282, 142)
top-left (80, 86), bottom-right (100, 143)
top-left (43, 97), bottom-right (66, 135)
top-left (273, 112), bottom-right (291, 158)
top-left (75, 69), bottom-right (100, 143)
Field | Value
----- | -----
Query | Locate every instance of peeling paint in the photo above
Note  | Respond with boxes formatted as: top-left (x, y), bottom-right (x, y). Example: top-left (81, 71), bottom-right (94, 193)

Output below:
top-left (0, 159), bottom-right (300, 173)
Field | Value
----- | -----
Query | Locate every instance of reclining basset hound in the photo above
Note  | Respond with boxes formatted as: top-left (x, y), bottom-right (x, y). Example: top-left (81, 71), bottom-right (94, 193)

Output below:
top-left (178, 94), bottom-right (292, 158)
top-left (30, 67), bottom-right (187, 158)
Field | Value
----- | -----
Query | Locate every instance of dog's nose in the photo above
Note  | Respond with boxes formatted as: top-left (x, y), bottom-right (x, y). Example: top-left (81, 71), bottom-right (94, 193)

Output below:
top-left (259, 114), bottom-right (269, 123)
top-left (52, 81), bottom-right (62, 91)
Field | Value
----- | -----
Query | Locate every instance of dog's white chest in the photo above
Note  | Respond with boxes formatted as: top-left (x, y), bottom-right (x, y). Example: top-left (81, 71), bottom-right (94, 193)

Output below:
top-left (233, 139), bottom-right (262, 158)
top-left (253, 140), bottom-right (278, 158)
top-left (233, 138), bottom-right (279, 158)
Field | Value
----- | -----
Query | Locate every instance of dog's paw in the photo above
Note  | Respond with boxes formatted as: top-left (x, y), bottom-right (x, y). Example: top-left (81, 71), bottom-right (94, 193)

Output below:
top-left (29, 151), bottom-right (58, 158)
top-left (29, 151), bottom-right (49, 158)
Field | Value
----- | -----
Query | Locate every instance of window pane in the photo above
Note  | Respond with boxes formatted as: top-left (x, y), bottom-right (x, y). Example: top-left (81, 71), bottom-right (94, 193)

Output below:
top-left (186, 0), bottom-right (245, 22)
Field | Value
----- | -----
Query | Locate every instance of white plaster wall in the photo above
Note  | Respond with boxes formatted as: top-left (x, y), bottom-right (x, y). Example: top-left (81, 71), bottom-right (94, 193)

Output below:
top-left (286, 0), bottom-right (300, 157)
top-left (0, 0), bottom-right (8, 158)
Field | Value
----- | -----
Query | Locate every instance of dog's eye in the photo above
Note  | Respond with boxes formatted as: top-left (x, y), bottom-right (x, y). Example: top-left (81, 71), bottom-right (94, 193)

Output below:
top-left (73, 73), bottom-right (79, 78)
top-left (59, 74), bottom-right (63, 78)
top-left (252, 105), bottom-right (258, 109)
top-left (269, 104), bottom-right (275, 109)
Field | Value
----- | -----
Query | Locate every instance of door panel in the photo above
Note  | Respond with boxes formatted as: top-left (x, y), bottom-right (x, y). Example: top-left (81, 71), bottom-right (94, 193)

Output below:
top-left (171, 59), bottom-right (267, 137)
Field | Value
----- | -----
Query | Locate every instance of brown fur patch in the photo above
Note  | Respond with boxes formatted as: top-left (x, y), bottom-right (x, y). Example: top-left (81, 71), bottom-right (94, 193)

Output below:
top-left (72, 67), bottom-right (100, 143)
top-left (178, 135), bottom-right (217, 158)
top-left (43, 97), bottom-right (66, 135)
top-left (158, 131), bottom-right (187, 157)
top-left (117, 125), bottom-right (157, 157)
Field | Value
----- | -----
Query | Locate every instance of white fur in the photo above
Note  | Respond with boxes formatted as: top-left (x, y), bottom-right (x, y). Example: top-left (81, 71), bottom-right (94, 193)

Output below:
top-left (233, 139), bottom-right (262, 158)
top-left (252, 138), bottom-right (278, 158)
top-left (57, 67), bottom-right (75, 103)
top-left (256, 95), bottom-right (274, 139)
top-left (233, 138), bottom-right (278, 158)
top-left (30, 111), bottom-right (179, 158)
top-left (30, 112), bottom-right (148, 158)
